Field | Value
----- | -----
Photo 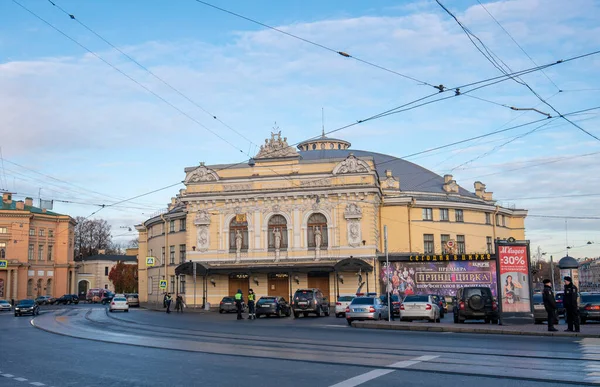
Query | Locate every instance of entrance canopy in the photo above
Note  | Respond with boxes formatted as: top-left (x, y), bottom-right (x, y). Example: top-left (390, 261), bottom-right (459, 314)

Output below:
top-left (334, 257), bottom-right (373, 272)
top-left (175, 261), bottom-right (210, 276)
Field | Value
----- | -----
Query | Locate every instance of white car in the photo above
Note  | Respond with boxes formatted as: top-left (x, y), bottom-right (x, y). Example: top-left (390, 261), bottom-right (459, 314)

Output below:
top-left (400, 295), bottom-right (441, 323)
top-left (0, 300), bottom-right (12, 311)
top-left (335, 295), bottom-right (355, 317)
top-left (109, 296), bottom-right (129, 313)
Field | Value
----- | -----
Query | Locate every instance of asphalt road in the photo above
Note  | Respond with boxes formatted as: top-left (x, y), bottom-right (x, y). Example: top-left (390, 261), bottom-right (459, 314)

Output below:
top-left (1, 304), bottom-right (599, 387)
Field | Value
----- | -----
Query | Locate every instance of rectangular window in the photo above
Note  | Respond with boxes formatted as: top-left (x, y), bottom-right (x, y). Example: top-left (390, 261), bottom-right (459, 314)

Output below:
top-left (161, 247), bottom-right (165, 263)
top-left (48, 229), bottom-right (54, 238)
top-left (423, 234), bottom-right (434, 254)
top-left (148, 277), bottom-right (153, 295)
top-left (0, 227), bottom-right (7, 233)
top-left (28, 244), bottom-right (34, 260)
top-left (457, 235), bottom-right (466, 254)
top-left (496, 214), bottom-right (501, 226)
top-left (179, 275), bottom-right (186, 294)
top-left (29, 228), bottom-right (35, 236)
top-left (455, 209), bottom-right (464, 222)
top-left (179, 219), bottom-right (186, 231)
top-left (47, 245), bottom-right (53, 261)
top-left (39, 228), bottom-right (45, 237)
top-left (441, 234), bottom-right (450, 254)
top-left (422, 208), bottom-right (433, 221)
top-left (38, 244), bottom-right (44, 260)
top-left (169, 245), bottom-right (175, 264)
top-left (485, 213), bottom-right (491, 225)
top-left (170, 275), bottom-right (175, 293)
top-left (104, 267), bottom-right (109, 276)
top-left (179, 244), bottom-right (186, 264)
top-left (502, 215), bottom-right (506, 227)
top-left (440, 209), bottom-right (449, 221)
top-left (487, 236), bottom-right (493, 254)
top-left (169, 220), bottom-right (175, 233)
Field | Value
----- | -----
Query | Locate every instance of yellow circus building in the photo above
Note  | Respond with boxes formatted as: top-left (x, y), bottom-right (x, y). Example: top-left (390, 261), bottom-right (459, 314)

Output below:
top-left (136, 132), bottom-right (527, 307)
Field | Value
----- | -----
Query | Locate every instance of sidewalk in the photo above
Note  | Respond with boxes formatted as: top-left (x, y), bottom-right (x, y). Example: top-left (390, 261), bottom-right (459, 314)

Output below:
top-left (351, 319), bottom-right (600, 338)
top-left (140, 302), bottom-right (215, 313)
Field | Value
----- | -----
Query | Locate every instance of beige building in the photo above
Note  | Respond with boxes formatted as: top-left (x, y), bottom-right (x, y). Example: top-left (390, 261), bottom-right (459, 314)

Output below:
top-left (0, 192), bottom-right (76, 301)
top-left (75, 251), bottom-right (137, 296)
top-left (136, 132), bottom-right (527, 306)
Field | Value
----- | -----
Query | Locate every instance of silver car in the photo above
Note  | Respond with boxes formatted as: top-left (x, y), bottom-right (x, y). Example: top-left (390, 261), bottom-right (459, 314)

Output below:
top-left (346, 296), bottom-right (389, 325)
top-left (400, 295), bottom-right (441, 322)
top-left (0, 300), bottom-right (12, 311)
top-left (126, 293), bottom-right (140, 307)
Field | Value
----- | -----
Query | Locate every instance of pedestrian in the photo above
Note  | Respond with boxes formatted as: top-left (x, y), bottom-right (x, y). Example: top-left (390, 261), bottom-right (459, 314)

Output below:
top-left (563, 276), bottom-right (580, 332)
top-left (542, 279), bottom-right (558, 332)
top-left (234, 289), bottom-right (244, 320)
top-left (175, 294), bottom-right (183, 313)
top-left (247, 289), bottom-right (256, 320)
top-left (163, 293), bottom-right (167, 308)
top-left (165, 293), bottom-right (172, 314)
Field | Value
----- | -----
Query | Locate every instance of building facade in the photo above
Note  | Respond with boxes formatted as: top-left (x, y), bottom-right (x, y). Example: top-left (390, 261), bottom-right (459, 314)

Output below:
top-left (136, 132), bottom-right (527, 306)
top-left (579, 258), bottom-right (600, 291)
top-left (0, 192), bottom-right (76, 301)
top-left (75, 252), bottom-right (138, 297)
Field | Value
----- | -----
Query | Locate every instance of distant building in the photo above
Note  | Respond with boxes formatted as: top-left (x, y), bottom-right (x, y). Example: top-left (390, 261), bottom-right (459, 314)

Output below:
top-left (74, 251), bottom-right (137, 296)
top-left (579, 258), bottom-right (600, 291)
top-left (0, 192), bottom-right (76, 300)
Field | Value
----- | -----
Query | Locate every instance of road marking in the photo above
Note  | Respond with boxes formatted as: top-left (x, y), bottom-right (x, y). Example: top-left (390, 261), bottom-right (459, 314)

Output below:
top-left (2, 374), bottom-right (14, 378)
top-left (328, 355), bottom-right (439, 387)
top-left (14, 377), bottom-right (28, 382)
top-left (30, 382), bottom-right (45, 386)
top-left (579, 338), bottom-right (600, 383)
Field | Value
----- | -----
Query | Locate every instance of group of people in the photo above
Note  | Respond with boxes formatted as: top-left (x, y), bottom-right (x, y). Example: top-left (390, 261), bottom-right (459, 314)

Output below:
top-left (542, 276), bottom-right (580, 332)
top-left (163, 293), bottom-right (185, 314)
top-left (234, 288), bottom-right (256, 320)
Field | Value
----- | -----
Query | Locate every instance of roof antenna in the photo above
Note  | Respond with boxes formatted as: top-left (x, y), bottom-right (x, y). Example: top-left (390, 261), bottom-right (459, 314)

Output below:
top-left (321, 107), bottom-right (325, 137)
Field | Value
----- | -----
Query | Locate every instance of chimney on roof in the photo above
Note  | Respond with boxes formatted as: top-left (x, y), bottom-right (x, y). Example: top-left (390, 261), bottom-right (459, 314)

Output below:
top-left (385, 170), bottom-right (393, 178)
top-left (2, 192), bottom-right (12, 204)
top-left (15, 201), bottom-right (25, 210)
top-left (25, 197), bottom-right (33, 206)
top-left (474, 181), bottom-right (493, 201)
top-left (444, 174), bottom-right (453, 184)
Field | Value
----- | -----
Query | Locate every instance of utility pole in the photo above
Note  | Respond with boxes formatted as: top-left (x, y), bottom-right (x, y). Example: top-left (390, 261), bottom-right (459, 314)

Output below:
top-left (384, 225), bottom-right (390, 322)
top-left (550, 255), bottom-right (555, 291)
top-left (193, 261), bottom-right (197, 308)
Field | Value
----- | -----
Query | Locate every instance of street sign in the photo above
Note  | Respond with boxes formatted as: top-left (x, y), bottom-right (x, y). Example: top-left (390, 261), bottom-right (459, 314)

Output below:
top-left (159, 280), bottom-right (167, 290)
top-left (146, 257), bottom-right (155, 267)
top-left (0, 260), bottom-right (7, 270)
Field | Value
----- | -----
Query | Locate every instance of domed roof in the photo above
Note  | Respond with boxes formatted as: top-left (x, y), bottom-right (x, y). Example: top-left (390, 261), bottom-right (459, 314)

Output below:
top-left (298, 148), bottom-right (479, 199)
top-left (558, 255), bottom-right (579, 269)
top-left (297, 135), bottom-right (351, 151)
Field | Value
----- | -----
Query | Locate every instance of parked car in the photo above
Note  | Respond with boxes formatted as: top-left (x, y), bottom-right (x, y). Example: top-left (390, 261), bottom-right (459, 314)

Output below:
top-left (109, 296), bottom-right (129, 313)
top-left (533, 293), bottom-right (548, 324)
top-left (256, 296), bottom-right (291, 318)
top-left (335, 295), bottom-right (356, 317)
top-left (125, 293), bottom-right (140, 307)
top-left (218, 297), bottom-right (247, 313)
top-left (580, 293), bottom-right (600, 324)
top-left (35, 296), bottom-right (54, 305)
top-left (14, 299), bottom-right (39, 317)
top-left (291, 289), bottom-right (330, 318)
top-left (55, 294), bottom-right (79, 305)
top-left (101, 292), bottom-right (115, 305)
top-left (555, 291), bottom-right (566, 316)
top-left (400, 295), bottom-right (441, 323)
top-left (453, 286), bottom-right (498, 324)
top-left (429, 295), bottom-right (446, 318)
top-left (86, 288), bottom-right (112, 303)
top-left (346, 296), bottom-right (389, 325)
top-left (379, 294), bottom-right (402, 316)
top-left (0, 300), bottom-right (12, 311)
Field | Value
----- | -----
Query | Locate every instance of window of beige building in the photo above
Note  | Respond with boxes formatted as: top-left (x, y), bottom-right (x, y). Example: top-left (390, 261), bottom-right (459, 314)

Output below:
top-left (28, 244), bottom-right (34, 260)
top-left (455, 209), bottom-right (464, 222)
top-left (423, 234), bottom-right (434, 254)
top-left (268, 215), bottom-right (288, 250)
top-left (48, 229), bottom-right (54, 238)
top-left (457, 235), bottom-right (466, 254)
top-left (0, 227), bottom-right (7, 233)
top-left (27, 279), bottom-right (33, 297)
top-left (39, 228), bottom-right (45, 237)
top-left (170, 245), bottom-right (175, 264)
top-left (47, 245), bottom-right (53, 261)
top-left (496, 214), bottom-right (501, 226)
top-left (502, 215), bottom-right (506, 227)
top-left (169, 220), bottom-right (175, 233)
top-left (38, 244), bottom-right (44, 260)
top-left (422, 208), bottom-right (433, 221)
top-left (29, 228), bottom-right (35, 236)
top-left (161, 247), bottom-right (166, 263)
top-left (0, 242), bottom-right (5, 259)
top-left (487, 236), bottom-right (493, 254)
top-left (179, 244), bottom-right (186, 264)
top-left (179, 219), bottom-right (186, 231)
top-left (441, 234), bottom-right (450, 254)
top-left (105, 267), bottom-right (109, 276)
top-left (229, 218), bottom-right (249, 252)
top-left (307, 213), bottom-right (328, 249)
top-left (179, 275), bottom-right (186, 294)
top-left (170, 275), bottom-right (175, 293)
top-left (485, 213), bottom-right (491, 225)
top-left (439, 209), bottom-right (449, 221)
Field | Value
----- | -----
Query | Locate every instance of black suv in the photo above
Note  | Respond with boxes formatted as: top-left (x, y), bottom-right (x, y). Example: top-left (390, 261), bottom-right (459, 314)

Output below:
top-left (291, 288), bottom-right (330, 318)
top-left (101, 292), bottom-right (115, 305)
top-left (55, 294), bottom-right (79, 305)
top-left (453, 287), bottom-right (498, 324)
top-left (14, 299), bottom-right (40, 316)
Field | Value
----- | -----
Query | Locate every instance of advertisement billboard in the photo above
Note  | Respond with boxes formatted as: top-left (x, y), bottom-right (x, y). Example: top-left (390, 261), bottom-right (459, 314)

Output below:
top-left (496, 241), bottom-right (533, 324)
top-left (380, 260), bottom-right (497, 297)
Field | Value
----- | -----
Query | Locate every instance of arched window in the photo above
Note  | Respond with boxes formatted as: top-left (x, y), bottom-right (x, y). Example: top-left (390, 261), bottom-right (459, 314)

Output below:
top-left (36, 279), bottom-right (42, 297)
top-left (27, 279), bottom-right (33, 297)
top-left (268, 215), bottom-right (288, 250)
top-left (46, 279), bottom-right (52, 296)
top-left (229, 217), bottom-right (248, 252)
top-left (307, 213), bottom-right (328, 248)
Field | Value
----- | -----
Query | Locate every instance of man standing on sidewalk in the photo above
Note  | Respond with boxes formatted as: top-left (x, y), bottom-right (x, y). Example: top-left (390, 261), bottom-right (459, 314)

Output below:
top-left (234, 289), bottom-right (244, 320)
top-left (542, 279), bottom-right (558, 332)
top-left (165, 293), bottom-right (173, 314)
top-left (563, 276), bottom-right (580, 332)
top-left (247, 289), bottom-right (256, 320)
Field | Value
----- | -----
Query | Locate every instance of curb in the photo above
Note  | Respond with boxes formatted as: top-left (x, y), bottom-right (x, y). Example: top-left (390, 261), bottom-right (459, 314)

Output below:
top-left (351, 321), bottom-right (600, 338)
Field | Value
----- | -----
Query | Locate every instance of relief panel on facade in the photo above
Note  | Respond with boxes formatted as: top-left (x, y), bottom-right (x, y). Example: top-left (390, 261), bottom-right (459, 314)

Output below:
top-left (194, 210), bottom-right (211, 252)
top-left (344, 203), bottom-right (363, 247)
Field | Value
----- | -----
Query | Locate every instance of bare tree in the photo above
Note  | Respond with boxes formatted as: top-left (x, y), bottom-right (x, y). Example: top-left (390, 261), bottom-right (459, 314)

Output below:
top-left (74, 217), bottom-right (113, 257)
top-left (128, 238), bottom-right (139, 248)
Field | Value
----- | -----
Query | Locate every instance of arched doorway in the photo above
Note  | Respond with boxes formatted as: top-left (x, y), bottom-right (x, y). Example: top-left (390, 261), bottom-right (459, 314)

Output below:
top-left (27, 279), bottom-right (33, 297)
top-left (78, 280), bottom-right (89, 299)
top-left (36, 279), bottom-right (42, 297)
top-left (46, 279), bottom-right (53, 296)
top-left (0, 279), bottom-right (4, 298)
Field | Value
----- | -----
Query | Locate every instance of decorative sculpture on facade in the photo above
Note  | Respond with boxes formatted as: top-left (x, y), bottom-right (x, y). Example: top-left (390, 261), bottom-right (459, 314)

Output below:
top-left (255, 129), bottom-right (299, 159)
top-left (332, 154), bottom-right (370, 175)
top-left (344, 203), bottom-right (362, 247)
top-left (273, 227), bottom-right (281, 262)
top-left (314, 226), bottom-right (322, 261)
top-left (185, 163), bottom-right (219, 183)
top-left (194, 210), bottom-right (211, 251)
top-left (235, 230), bottom-right (243, 262)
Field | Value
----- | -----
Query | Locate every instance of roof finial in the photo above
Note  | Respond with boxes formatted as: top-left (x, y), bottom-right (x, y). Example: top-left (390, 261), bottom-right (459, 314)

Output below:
top-left (321, 108), bottom-right (325, 137)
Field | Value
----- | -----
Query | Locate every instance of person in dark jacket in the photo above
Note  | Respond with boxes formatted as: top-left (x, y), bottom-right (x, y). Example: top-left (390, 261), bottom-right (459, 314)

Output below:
top-left (542, 279), bottom-right (558, 332)
top-left (234, 289), bottom-right (244, 320)
top-left (563, 276), bottom-right (580, 332)
top-left (165, 293), bottom-right (172, 314)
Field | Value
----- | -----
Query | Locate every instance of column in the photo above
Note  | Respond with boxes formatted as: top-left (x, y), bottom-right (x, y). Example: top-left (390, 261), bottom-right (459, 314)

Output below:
top-left (6, 269), bottom-right (12, 300)
top-left (14, 268), bottom-right (18, 300)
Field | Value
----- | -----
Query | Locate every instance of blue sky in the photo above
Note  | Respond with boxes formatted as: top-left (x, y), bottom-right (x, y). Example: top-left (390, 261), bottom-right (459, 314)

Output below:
top-left (1, 0), bottom-right (599, 257)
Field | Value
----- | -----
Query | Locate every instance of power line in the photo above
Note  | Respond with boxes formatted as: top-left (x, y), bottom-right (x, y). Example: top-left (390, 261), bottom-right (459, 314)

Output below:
top-left (194, 0), bottom-right (439, 88)
top-left (12, 0), bottom-right (251, 158)
top-left (498, 193), bottom-right (600, 201)
top-left (46, 0), bottom-right (258, 152)
top-left (528, 215), bottom-right (600, 220)
top-left (475, 0), bottom-right (561, 91)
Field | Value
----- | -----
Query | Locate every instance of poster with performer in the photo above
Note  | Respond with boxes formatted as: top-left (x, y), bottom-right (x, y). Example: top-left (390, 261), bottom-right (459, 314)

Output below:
top-left (497, 242), bottom-right (532, 314)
